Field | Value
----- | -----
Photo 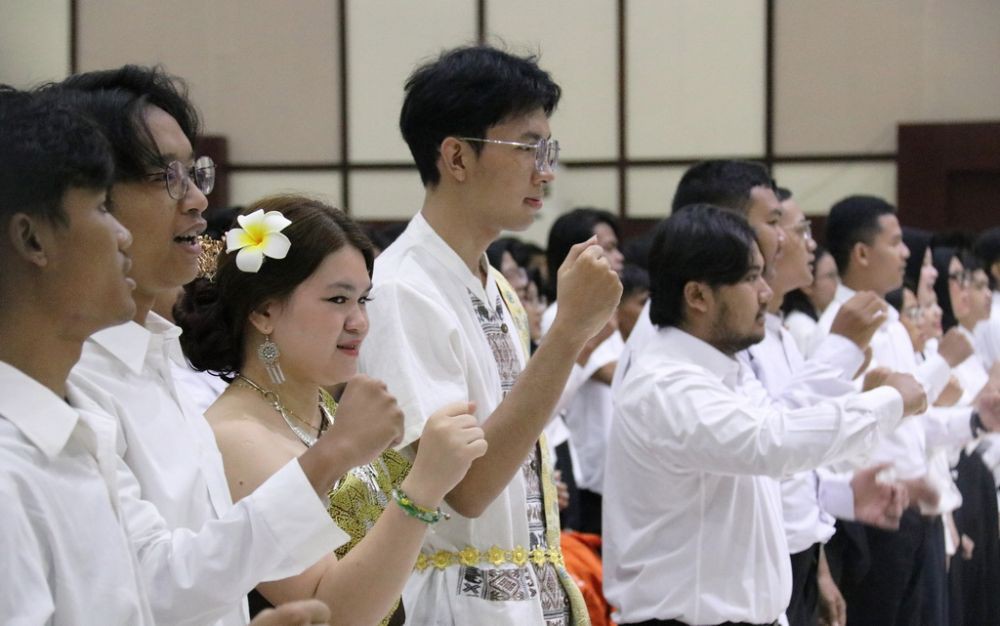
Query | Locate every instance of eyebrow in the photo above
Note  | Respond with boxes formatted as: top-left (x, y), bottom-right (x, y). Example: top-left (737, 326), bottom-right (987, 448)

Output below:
top-left (327, 281), bottom-right (372, 292)
top-left (519, 131), bottom-right (549, 142)
top-left (160, 151), bottom-right (195, 164)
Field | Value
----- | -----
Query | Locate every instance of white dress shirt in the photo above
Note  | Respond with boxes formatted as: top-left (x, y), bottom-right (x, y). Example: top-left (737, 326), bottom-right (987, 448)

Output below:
top-left (784, 310), bottom-right (819, 358)
top-left (747, 313), bottom-right (866, 553)
top-left (69, 313), bottom-right (348, 625)
top-left (810, 284), bottom-right (951, 481)
top-left (604, 326), bottom-right (903, 624)
top-left (359, 213), bottom-right (575, 626)
top-left (542, 302), bottom-right (623, 494)
top-left (0, 360), bottom-right (154, 625)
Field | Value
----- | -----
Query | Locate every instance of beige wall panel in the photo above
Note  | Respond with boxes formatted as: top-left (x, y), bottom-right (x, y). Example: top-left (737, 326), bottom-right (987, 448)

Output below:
top-left (78, 0), bottom-right (340, 164)
top-left (349, 171), bottom-right (426, 220)
top-left (627, 0), bottom-right (765, 159)
top-left (775, 0), bottom-right (1000, 155)
top-left (0, 0), bottom-right (70, 87)
top-left (229, 171), bottom-right (342, 209)
top-left (347, 0), bottom-right (475, 162)
top-left (627, 167), bottom-right (687, 218)
top-left (772, 163), bottom-right (896, 217)
top-left (487, 0), bottom-right (617, 160)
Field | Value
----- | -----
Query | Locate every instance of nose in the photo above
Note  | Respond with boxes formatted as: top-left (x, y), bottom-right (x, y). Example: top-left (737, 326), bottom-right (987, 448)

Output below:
top-left (345, 305), bottom-right (370, 338)
top-left (535, 165), bottom-right (556, 185)
top-left (115, 216), bottom-right (133, 251)
top-left (182, 179), bottom-right (209, 215)
top-left (760, 278), bottom-right (774, 305)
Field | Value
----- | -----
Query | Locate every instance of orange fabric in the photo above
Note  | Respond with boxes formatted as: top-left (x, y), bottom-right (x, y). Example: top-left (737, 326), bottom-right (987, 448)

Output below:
top-left (561, 530), bottom-right (615, 626)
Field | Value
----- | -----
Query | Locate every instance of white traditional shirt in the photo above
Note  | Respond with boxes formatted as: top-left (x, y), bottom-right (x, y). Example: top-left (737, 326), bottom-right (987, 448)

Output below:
top-left (68, 313), bottom-right (348, 625)
top-left (604, 326), bottom-right (903, 624)
top-left (746, 313), bottom-right (866, 553)
top-left (0, 361), bottom-right (153, 626)
top-left (359, 212), bottom-right (581, 626)
top-left (542, 302), bottom-right (623, 494)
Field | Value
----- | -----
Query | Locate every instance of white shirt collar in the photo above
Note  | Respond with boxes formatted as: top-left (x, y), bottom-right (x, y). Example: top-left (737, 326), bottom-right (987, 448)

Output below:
top-left (765, 312), bottom-right (784, 335)
top-left (408, 212), bottom-right (492, 299)
top-left (87, 312), bottom-right (184, 374)
top-left (651, 326), bottom-right (741, 384)
top-left (0, 360), bottom-right (80, 459)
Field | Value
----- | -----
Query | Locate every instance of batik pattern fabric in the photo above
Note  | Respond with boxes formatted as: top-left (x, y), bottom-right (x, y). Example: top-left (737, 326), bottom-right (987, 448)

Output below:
top-left (469, 274), bottom-right (574, 626)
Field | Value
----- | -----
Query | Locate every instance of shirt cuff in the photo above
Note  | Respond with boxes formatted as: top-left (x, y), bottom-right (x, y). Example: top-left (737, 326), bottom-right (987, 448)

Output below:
top-left (812, 333), bottom-right (865, 380)
top-left (854, 386), bottom-right (905, 436)
top-left (817, 469), bottom-right (855, 520)
top-left (917, 353), bottom-right (952, 403)
top-left (249, 459), bottom-right (349, 568)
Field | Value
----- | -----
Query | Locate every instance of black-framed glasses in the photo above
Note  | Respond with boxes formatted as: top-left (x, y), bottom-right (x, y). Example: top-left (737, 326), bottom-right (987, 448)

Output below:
top-left (146, 155), bottom-right (216, 200)
top-left (457, 136), bottom-right (560, 173)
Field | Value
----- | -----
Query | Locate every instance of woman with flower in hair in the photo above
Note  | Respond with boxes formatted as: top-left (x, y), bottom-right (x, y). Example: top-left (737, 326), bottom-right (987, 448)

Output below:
top-left (176, 194), bottom-right (487, 626)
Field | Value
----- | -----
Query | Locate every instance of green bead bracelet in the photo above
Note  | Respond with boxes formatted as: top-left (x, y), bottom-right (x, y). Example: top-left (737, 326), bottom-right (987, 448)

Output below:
top-left (392, 488), bottom-right (450, 524)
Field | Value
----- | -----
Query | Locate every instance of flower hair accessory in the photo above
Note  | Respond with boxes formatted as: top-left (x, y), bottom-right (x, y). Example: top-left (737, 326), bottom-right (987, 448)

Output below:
top-left (225, 209), bottom-right (292, 273)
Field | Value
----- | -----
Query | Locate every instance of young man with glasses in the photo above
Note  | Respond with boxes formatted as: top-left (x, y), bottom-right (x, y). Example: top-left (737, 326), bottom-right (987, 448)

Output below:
top-left (359, 45), bottom-right (622, 625)
top-left (42, 66), bottom-right (406, 625)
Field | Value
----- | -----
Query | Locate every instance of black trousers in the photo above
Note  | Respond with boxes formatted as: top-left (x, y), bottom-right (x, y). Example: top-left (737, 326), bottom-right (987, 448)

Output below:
top-left (842, 508), bottom-right (935, 626)
top-left (576, 487), bottom-right (603, 535)
top-left (787, 543), bottom-right (820, 626)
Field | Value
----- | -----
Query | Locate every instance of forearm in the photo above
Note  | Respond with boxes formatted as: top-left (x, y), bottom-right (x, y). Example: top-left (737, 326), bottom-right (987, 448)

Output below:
top-left (298, 439), bottom-right (356, 497)
top-left (309, 475), bottom-right (438, 626)
top-left (446, 323), bottom-right (586, 516)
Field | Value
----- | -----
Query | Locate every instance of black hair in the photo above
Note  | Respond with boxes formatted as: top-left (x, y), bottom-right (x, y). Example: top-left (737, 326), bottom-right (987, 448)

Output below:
top-left (176, 194), bottom-right (374, 381)
top-left (931, 246), bottom-right (961, 332)
top-left (885, 287), bottom-right (904, 313)
top-left (0, 86), bottom-right (114, 226)
top-left (486, 236), bottom-right (524, 272)
top-left (621, 229), bottom-right (655, 271)
top-left (45, 65), bottom-right (201, 182)
top-left (671, 160), bottom-right (775, 214)
top-left (974, 227), bottom-right (1000, 289)
top-left (399, 45), bottom-right (561, 187)
top-left (545, 207), bottom-right (619, 301)
top-left (775, 186), bottom-right (792, 202)
top-left (510, 240), bottom-right (544, 271)
top-left (824, 195), bottom-right (897, 275)
top-left (649, 205), bottom-right (758, 328)
top-left (902, 227), bottom-right (932, 292)
top-left (620, 263), bottom-right (650, 301)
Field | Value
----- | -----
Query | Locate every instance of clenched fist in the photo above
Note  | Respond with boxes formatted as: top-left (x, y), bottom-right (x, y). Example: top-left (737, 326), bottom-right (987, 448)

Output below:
top-left (406, 401), bottom-right (488, 505)
top-left (551, 236), bottom-right (623, 347)
top-left (322, 374), bottom-right (404, 469)
top-left (830, 291), bottom-right (887, 350)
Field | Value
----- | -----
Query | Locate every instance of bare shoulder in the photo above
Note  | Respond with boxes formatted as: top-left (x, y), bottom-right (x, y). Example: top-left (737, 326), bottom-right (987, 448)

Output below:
top-left (206, 394), bottom-right (302, 501)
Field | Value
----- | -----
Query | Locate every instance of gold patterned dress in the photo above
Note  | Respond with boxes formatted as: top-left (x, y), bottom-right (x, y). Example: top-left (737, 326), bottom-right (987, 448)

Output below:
top-left (326, 448), bottom-right (412, 626)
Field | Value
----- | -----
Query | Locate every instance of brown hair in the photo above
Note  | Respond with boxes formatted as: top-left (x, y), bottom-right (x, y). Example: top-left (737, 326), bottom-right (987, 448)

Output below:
top-left (176, 194), bottom-right (374, 380)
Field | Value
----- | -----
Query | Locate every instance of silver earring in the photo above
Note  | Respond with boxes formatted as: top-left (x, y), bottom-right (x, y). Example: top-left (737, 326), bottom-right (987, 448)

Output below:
top-left (257, 334), bottom-right (285, 385)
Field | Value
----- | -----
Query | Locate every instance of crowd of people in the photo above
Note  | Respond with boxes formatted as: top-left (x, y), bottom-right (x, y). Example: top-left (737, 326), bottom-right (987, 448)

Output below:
top-left (1, 44), bottom-right (999, 626)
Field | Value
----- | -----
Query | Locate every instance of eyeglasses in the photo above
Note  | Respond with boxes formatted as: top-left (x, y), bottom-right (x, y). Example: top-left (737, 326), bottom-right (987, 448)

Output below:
top-left (146, 155), bottom-right (216, 200)
top-left (457, 137), bottom-right (560, 173)
top-left (792, 219), bottom-right (812, 241)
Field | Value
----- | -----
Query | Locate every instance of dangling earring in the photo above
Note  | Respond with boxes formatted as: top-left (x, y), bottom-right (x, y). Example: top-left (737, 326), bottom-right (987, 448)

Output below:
top-left (257, 334), bottom-right (285, 385)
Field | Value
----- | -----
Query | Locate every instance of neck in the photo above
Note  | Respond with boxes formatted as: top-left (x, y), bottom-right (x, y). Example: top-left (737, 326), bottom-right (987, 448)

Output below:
top-left (239, 359), bottom-right (322, 428)
top-left (131, 288), bottom-right (156, 326)
top-left (766, 281), bottom-right (790, 315)
top-left (0, 307), bottom-right (85, 398)
top-left (421, 190), bottom-right (497, 282)
top-left (840, 272), bottom-right (883, 296)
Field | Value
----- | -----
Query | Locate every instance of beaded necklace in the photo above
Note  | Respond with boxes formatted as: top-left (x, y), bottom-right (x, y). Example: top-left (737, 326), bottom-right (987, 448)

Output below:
top-left (235, 374), bottom-right (332, 448)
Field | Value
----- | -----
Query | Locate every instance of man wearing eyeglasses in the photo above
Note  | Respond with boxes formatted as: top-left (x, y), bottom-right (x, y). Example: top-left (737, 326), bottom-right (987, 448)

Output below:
top-left (359, 45), bottom-right (622, 625)
top-left (42, 66), bottom-right (406, 625)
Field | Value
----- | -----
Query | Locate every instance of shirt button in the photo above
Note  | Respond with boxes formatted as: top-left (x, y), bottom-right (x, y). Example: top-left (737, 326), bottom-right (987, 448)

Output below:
top-left (501, 323), bottom-right (509, 334)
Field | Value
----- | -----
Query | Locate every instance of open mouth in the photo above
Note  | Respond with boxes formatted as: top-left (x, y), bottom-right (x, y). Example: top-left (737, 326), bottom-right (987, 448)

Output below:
top-left (337, 342), bottom-right (361, 355)
top-left (174, 234), bottom-right (199, 245)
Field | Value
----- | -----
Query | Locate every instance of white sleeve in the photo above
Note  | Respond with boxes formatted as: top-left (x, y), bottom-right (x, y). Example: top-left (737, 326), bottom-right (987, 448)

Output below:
top-left (121, 457), bottom-right (349, 626)
top-left (816, 468), bottom-right (856, 521)
top-left (630, 370), bottom-right (904, 478)
top-left (0, 478), bottom-right (54, 624)
top-left (922, 406), bottom-right (974, 449)
top-left (359, 278), bottom-right (470, 448)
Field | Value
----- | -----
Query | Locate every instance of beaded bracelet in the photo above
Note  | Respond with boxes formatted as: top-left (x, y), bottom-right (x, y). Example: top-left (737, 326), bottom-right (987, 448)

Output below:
top-left (392, 488), bottom-right (450, 524)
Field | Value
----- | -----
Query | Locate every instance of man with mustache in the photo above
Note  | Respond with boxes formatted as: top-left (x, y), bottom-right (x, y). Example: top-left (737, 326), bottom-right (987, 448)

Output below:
top-left (603, 206), bottom-right (926, 626)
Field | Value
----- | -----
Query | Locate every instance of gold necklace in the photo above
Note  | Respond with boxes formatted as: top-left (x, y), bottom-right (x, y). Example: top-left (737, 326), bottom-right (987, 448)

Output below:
top-left (235, 375), bottom-right (331, 447)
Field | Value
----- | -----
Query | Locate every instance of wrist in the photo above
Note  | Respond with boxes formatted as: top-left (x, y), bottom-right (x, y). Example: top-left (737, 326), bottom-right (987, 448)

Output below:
top-left (547, 317), bottom-right (591, 352)
top-left (399, 475), bottom-right (446, 511)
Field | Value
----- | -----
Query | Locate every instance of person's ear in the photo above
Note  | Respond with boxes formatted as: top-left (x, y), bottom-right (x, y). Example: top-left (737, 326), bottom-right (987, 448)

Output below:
top-left (248, 299), bottom-right (279, 336)
top-left (683, 280), bottom-right (713, 316)
top-left (852, 241), bottom-right (870, 269)
top-left (6, 212), bottom-right (52, 268)
top-left (439, 137), bottom-right (471, 183)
